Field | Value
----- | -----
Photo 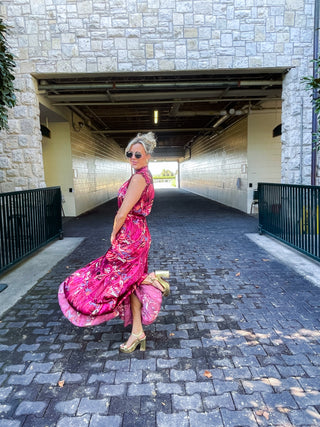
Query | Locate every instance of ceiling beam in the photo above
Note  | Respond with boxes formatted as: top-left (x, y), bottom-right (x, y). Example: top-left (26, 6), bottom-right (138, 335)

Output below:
top-left (92, 128), bottom-right (214, 134)
top-left (45, 88), bottom-right (281, 103)
top-left (51, 97), bottom-right (282, 106)
top-left (38, 80), bottom-right (283, 91)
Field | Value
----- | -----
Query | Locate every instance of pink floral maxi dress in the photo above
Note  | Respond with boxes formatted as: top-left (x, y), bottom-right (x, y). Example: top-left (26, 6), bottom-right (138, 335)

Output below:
top-left (58, 166), bottom-right (162, 327)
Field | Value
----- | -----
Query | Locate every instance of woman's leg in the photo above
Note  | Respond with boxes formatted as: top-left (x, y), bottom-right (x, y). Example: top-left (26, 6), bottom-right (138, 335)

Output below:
top-left (124, 293), bottom-right (145, 348)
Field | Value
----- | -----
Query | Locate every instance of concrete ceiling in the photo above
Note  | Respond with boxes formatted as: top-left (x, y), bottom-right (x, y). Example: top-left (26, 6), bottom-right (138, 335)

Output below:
top-left (36, 68), bottom-right (286, 159)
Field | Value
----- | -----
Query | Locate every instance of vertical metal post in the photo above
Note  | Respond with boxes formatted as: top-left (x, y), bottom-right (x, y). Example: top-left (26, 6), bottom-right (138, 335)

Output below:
top-left (311, 0), bottom-right (320, 185)
top-left (0, 187), bottom-right (62, 274)
top-left (258, 183), bottom-right (320, 261)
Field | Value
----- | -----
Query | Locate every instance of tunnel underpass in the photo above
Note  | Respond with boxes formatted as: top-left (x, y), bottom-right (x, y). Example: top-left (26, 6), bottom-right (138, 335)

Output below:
top-left (38, 69), bottom-right (285, 216)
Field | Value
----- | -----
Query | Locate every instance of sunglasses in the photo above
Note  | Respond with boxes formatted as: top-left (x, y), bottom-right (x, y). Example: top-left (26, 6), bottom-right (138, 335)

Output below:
top-left (126, 151), bottom-right (142, 159)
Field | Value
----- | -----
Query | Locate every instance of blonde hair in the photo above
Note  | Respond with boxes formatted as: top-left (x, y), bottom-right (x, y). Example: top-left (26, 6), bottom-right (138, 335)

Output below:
top-left (125, 132), bottom-right (157, 155)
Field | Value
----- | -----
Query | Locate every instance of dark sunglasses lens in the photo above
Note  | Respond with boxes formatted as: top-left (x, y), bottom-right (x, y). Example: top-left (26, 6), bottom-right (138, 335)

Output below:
top-left (126, 151), bottom-right (142, 159)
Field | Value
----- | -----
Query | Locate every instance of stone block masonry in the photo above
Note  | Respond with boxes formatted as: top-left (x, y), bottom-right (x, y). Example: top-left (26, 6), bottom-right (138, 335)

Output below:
top-left (0, 0), bottom-right (318, 192)
top-left (0, 74), bottom-right (46, 192)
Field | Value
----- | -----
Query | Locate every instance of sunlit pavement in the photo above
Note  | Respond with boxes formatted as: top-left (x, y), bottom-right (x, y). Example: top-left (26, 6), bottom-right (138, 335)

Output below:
top-left (0, 189), bottom-right (319, 426)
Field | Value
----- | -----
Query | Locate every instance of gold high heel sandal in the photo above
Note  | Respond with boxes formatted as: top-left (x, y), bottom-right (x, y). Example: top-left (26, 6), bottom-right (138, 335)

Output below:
top-left (119, 331), bottom-right (146, 353)
top-left (152, 270), bottom-right (170, 297)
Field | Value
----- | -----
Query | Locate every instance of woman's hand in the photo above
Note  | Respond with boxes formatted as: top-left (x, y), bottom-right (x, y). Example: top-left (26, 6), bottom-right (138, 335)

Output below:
top-left (110, 231), bottom-right (116, 245)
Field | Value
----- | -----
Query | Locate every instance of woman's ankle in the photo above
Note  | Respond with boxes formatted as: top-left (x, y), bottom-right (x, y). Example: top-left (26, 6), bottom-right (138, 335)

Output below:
top-left (132, 330), bottom-right (144, 338)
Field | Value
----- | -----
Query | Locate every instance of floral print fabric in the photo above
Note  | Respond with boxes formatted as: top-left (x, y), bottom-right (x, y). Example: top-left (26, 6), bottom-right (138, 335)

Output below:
top-left (58, 166), bottom-right (162, 327)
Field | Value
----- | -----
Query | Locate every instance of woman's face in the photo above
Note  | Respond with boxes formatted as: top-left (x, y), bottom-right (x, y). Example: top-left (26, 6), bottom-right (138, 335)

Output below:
top-left (126, 143), bottom-right (150, 170)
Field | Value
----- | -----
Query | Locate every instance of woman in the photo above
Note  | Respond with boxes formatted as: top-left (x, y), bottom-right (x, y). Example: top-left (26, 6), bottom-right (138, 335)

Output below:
top-left (58, 132), bottom-right (170, 353)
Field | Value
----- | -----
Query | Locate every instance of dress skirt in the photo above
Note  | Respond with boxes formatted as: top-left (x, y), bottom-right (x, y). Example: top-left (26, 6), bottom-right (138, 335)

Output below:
top-left (58, 166), bottom-right (162, 328)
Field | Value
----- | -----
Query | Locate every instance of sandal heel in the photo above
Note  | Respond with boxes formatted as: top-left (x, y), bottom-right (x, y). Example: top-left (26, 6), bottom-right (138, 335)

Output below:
top-left (119, 332), bottom-right (146, 354)
top-left (139, 338), bottom-right (146, 351)
top-left (155, 271), bottom-right (170, 297)
top-left (155, 270), bottom-right (170, 279)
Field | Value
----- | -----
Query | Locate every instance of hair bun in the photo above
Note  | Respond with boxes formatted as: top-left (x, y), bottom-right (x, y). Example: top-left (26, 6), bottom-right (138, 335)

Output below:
top-left (139, 132), bottom-right (157, 152)
top-left (126, 132), bottom-right (157, 154)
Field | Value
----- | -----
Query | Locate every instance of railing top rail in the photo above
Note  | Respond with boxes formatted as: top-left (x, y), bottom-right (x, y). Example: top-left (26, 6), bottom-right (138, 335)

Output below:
top-left (258, 183), bottom-right (320, 190)
top-left (0, 186), bottom-right (61, 197)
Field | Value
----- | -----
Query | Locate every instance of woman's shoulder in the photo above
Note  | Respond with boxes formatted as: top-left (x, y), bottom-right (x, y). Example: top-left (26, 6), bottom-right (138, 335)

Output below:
top-left (136, 167), bottom-right (153, 184)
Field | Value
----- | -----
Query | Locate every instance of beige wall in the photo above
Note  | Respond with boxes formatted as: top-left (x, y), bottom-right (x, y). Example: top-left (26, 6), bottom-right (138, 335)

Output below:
top-left (180, 111), bottom-right (282, 214)
top-left (247, 110), bottom-right (282, 212)
top-left (180, 119), bottom-right (248, 212)
top-left (70, 119), bottom-right (130, 216)
top-left (42, 109), bottom-right (130, 217)
top-left (42, 122), bottom-right (76, 216)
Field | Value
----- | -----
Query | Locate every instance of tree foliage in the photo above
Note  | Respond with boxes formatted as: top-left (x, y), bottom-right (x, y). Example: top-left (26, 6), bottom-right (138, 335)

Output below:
top-left (160, 168), bottom-right (175, 177)
top-left (0, 18), bottom-right (16, 131)
top-left (302, 57), bottom-right (320, 150)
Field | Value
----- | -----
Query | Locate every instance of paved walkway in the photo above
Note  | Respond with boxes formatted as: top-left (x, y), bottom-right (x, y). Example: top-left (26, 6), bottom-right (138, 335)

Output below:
top-left (0, 189), bottom-right (320, 427)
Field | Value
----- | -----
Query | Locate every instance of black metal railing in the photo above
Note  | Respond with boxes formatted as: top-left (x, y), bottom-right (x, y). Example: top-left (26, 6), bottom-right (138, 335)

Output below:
top-left (258, 183), bottom-right (320, 262)
top-left (0, 187), bottom-right (63, 274)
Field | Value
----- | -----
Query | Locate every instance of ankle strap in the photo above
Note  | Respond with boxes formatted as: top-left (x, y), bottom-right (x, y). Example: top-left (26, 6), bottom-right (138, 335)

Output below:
top-left (132, 331), bottom-right (144, 338)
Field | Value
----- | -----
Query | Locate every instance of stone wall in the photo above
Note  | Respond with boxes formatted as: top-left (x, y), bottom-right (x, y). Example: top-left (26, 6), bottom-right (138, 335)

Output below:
top-left (2, 0), bottom-right (315, 73)
top-left (0, 75), bottom-right (46, 192)
top-left (0, 0), bottom-right (317, 192)
top-left (282, 67), bottom-right (315, 184)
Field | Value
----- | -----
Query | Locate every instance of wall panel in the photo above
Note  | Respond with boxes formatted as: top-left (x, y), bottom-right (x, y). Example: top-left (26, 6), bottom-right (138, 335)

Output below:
top-left (247, 110), bottom-right (282, 212)
top-left (71, 126), bottom-right (130, 216)
top-left (42, 122), bottom-right (76, 216)
top-left (180, 119), bottom-right (248, 212)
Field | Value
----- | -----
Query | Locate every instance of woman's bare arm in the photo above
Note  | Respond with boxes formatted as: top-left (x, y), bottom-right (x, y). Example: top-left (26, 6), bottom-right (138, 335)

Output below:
top-left (111, 174), bottom-right (147, 244)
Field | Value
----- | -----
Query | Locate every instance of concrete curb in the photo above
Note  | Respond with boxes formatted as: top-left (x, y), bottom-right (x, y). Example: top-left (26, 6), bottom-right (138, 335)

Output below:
top-left (246, 233), bottom-right (320, 288)
top-left (0, 237), bottom-right (84, 317)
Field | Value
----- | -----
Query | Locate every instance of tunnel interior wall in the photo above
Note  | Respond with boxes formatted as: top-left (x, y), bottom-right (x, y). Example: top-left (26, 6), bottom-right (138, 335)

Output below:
top-left (70, 124), bottom-right (130, 216)
top-left (42, 122), bottom-right (76, 216)
top-left (180, 119), bottom-right (248, 213)
top-left (41, 107), bottom-right (130, 217)
top-left (247, 111), bottom-right (282, 187)
top-left (180, 110), bottom-right (282, 214)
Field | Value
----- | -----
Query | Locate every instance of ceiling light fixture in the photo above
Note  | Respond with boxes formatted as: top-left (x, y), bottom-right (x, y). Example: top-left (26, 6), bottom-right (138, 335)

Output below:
top-left (153, 110), bottom-right (159, 125)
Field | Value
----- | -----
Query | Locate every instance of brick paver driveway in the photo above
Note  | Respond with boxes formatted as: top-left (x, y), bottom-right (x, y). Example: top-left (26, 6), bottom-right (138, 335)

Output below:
top-left (0, 189), bottom-right (319, 426)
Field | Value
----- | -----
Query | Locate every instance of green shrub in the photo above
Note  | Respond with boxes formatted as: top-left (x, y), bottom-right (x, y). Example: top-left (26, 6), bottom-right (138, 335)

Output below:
top-left (152, 175), bottom-right (175, 180)
top-left (0, 18), bottom-right (16, 131)
top-left (302, 57), bottom-right (320, 150)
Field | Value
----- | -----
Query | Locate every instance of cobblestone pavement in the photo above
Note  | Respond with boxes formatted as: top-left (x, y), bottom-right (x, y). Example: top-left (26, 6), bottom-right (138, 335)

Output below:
top-left (0, 189), bottom-right (320, 427)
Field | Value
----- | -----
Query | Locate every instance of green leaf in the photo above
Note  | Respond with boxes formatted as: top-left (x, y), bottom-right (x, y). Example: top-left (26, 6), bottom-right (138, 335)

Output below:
top-left (0, 18), bottom-right (16, 130)
top-left (302, 57), bottom-right (320, 150)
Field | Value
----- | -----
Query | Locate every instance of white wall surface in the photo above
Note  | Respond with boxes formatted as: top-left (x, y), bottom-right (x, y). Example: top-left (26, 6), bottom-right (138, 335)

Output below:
top-left (180, 119), bottom-right (248, 212)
